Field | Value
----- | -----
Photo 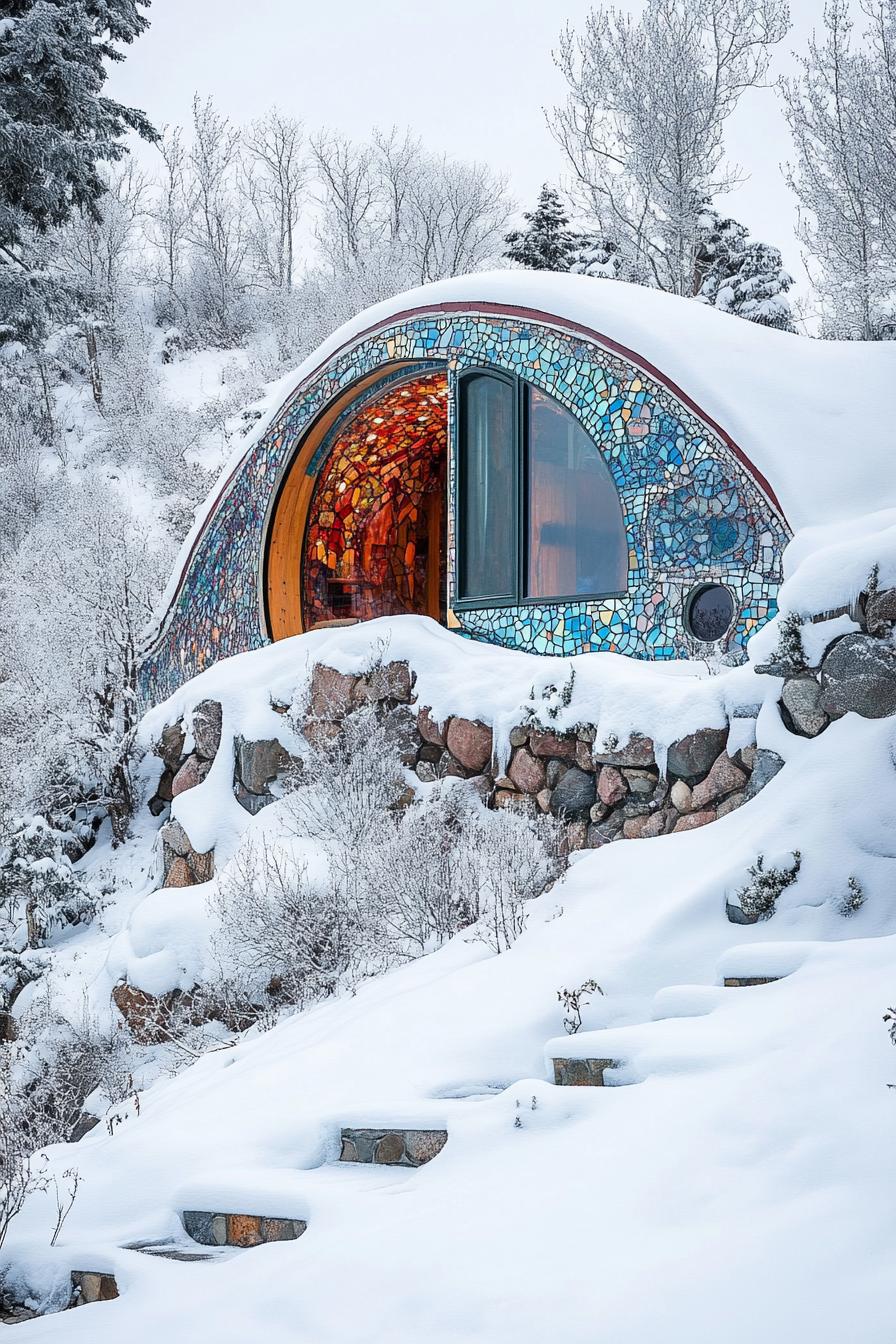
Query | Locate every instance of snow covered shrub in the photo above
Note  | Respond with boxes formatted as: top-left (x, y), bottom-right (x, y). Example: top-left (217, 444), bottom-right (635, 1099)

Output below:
top-left (470, 803), bottom-right (565, 954)
top-left (288, 701), bottom-right (409, 856)
top-left (11, 994), bottom-right (135, 1145)
top-left (0, 818), bottom-right (101, 949)
top-left (373, 784), bottom-right (484, 955)
top-left (840, 876), bottom-right (865, 918)
top-left (762, 613), bottom-right (808, 675)
top-left (210, 836), bottom-right (358, 1009)
top-left (558, 979), bottom-right (604, 1034)
top-left (0, 1059), bottom-right (48, 1252)
top-left (735, 851), bottom-right (802, 922)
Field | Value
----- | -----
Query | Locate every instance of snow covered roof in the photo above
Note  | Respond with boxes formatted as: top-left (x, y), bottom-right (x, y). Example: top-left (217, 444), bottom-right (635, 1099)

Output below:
top-left (244, 270), bottom-right (893, 533)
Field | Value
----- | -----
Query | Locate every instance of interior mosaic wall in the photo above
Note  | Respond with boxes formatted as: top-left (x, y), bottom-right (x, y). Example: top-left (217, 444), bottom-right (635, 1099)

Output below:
top-left (139, 308), bottom-right (790, 705)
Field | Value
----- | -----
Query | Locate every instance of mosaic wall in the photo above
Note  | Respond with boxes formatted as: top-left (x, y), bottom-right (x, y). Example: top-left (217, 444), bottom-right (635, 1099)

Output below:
top-left (139, 309), bottom-right (790, 705)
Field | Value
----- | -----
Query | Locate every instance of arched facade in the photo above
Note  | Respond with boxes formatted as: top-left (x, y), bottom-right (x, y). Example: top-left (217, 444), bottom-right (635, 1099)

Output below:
top-left (139, 299), bottom-right (790, 705)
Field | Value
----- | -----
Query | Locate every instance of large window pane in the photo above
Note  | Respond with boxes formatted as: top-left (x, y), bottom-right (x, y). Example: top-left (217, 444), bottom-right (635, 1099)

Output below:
top-left (458, 374), bottom-right (515, 600)
top-left (526, 387), bottom-right (627, 598)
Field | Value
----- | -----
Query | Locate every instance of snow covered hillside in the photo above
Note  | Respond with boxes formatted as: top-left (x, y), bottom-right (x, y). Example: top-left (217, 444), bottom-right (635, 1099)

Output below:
top-left (3, 513), bottom-right (896, 1342)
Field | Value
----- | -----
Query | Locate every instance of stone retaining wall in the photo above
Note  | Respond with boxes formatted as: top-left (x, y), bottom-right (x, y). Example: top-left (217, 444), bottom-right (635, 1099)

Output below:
top-left (147, 658), bottom-right (787, 892)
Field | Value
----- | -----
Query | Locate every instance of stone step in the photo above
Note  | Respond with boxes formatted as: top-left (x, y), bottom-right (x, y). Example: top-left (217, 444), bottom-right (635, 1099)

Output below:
top-left (183, 1210), bottom-right (307, 1248)
top-left (552, 1057), bottom-right (622, 1087)
top-left (70, 1271), bottom-right (119, 1308)
top-left (723, 976), bottom-right (781, 987)
top-left (121, 1239), bottom-right (219, 1262)
top-left (339, 1127), bottom-right (448, 1167)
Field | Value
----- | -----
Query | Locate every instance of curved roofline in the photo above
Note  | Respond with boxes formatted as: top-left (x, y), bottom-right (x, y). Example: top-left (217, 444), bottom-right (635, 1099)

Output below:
top-left (142, 297), bottom-right (788, 658)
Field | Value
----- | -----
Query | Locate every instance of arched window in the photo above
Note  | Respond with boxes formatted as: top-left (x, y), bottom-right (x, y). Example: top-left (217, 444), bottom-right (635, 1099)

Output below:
top-left (526, 386), bottom-right (627, 599)
top-left (458, 372), bottom-right (516, 602)
top-left (456, 372), bottom-right (627, 607)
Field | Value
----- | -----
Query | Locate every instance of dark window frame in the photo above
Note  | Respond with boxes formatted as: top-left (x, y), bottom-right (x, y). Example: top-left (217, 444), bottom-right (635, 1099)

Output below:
top-left (453, 367), bottom-right (629, 611)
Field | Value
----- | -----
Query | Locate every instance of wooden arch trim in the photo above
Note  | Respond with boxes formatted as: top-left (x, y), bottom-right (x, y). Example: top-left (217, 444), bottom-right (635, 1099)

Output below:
top-left (262, 360), bottom-right (431, 641)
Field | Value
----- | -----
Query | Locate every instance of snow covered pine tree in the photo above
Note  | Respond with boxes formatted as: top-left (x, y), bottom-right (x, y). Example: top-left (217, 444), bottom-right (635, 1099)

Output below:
top-left (0, 0), bottom-right (156, 348)
top-left (504, 185), bottom-right (579, 271)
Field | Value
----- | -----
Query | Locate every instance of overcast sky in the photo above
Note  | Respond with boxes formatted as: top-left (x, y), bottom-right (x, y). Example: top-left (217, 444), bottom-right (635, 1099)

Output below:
top-left (109, 0), bottom-right (846, 286)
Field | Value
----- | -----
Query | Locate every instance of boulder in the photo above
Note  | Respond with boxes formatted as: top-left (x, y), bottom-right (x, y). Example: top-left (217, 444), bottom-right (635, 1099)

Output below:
top-left (509, 725), bottom-right (529, 748)
top-left (592, 734), bottom-right (655, 768)
top-left (446, 717), bottom-right (493, 771)
top-left (508, 747), bottom-right (546, 795)
top-left (418, 706), bottom-right (449, 748)
top-left (191, 699), bottom-right (222, 760)
top-left (691, 754), bottom-right (748, 809)
top-left (236, 738), bottom-right (292, 796)
top-left (781, 675), bottom-right (829, 738)
top-left (309, 664), bottom-right (357, 720)
top-left (597, 765), bottom-right (627, 806)
top-left (546, 759), bottom-right (569, 789)
top-left (536, 788), bottom-right (553, 813)
top-left (642, 808), bottom-right (676, 838)
top-left (366, 660), bottom-right (414, 704)
top-left (235, 787), bottom-right (272, 815)
top-left (160, 818), bottom-right (192, 857)
top-left (574, 739), bottom-right (596, 771)
top-left (717, 791), bottom-right (746, 818)
top-left (171, 753), bottom-right (210, 797)
top-left (154, 721), bottom-right (185, 771)
top-left (666, 727), bottom-right (728, 782)
top-left (622, 767), bottom-right (656, 795)
top-left (864, 586), bottom-right (896, 636)
top-left (820, 633), bottom-right (896, 719)
top-left (622, 814), bottom-right (653, 839)
top-left (672, 809), bottom-right (716, 833)
top-left (164, 856), bottom-right (195, 888)
top-left (593, 810), bottom-right (625, 842)
top-left (112, 982), bottom-right (189, 1046)
top-left (565, 820), bottom-right (588, 851)
top-left (550, 766), bottom-right (596, 819)
top-left (529, 729), bottom-right (577, 760)
top-left (669, 780), bottom-right (693, 813)
top-left (743, 748), bottom-right (785, 800)
top-left (495, 789), bottom-right (536, 816)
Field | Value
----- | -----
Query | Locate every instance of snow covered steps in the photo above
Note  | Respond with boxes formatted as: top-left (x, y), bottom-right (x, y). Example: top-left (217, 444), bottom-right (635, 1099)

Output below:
top-left (723, 976), bottom-right (781, 987)
top-left (121, 1238), bottom-right (218, 1262)
top-left (70, 1271), bottom-right (119, 1307)
top-left (552, 1058), bottom-right (623, 1087)
top-left (339, 1127), bottom-right (448, 1166)
top-left (182, 1210), bottom-right (307, 1247)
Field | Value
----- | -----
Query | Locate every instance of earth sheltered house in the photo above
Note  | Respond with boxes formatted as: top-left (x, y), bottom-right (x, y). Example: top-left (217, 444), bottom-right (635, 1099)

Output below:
top-left (139, 273), bottom-right (797, 706)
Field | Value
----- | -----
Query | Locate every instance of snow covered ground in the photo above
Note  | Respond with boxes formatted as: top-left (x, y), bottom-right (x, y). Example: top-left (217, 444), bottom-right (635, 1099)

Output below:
top-left (4, 510), bottom-right (896, 1342)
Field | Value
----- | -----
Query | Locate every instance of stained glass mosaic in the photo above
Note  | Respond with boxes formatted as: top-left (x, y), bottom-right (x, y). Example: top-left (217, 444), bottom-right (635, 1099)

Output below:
top-left (138, 307), bottom-right (790, 705)
top-left (303, 372), bottom-right (447, 626)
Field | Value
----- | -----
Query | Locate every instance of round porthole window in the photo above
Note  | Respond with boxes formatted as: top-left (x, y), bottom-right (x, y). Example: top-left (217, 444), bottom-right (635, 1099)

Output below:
top-left (685, 583), bottom-right (735, 643)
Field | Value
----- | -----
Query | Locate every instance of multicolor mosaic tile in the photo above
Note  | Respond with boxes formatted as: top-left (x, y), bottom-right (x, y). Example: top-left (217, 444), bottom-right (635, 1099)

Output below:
top-left (139, 308), bottom-right (789, 704)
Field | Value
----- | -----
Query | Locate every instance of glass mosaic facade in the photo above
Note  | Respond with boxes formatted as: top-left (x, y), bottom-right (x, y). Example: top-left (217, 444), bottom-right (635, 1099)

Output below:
top-left (139, 304), bottom-right (790, 705)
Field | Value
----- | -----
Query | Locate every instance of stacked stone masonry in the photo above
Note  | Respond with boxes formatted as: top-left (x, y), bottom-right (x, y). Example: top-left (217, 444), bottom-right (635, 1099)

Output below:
top-left (70, 1272), bottom-right (119, 1308)
top-left (553, 1058), bottom-right (621, 1087)
top-left (183, 1210), bottom-right (307, 1247)
top-left (339, 1127), bottom-right (448, 1166)
top-left (148, 659), bottom-right (791, 894)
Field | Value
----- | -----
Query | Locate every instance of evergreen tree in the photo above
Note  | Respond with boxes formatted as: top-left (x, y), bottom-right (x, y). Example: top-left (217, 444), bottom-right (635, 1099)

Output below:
top-left (0, 0), bottom-right (156, 347)
top-left (504, 184), bottom-right (578, 271)
top-left (695, 207), bottom-right (796, 332)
